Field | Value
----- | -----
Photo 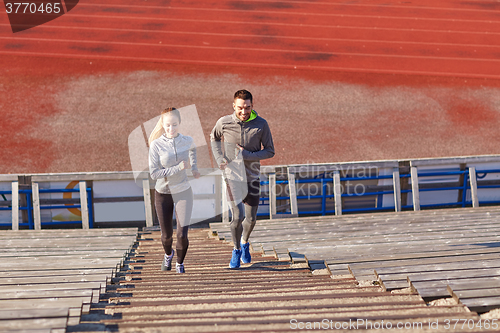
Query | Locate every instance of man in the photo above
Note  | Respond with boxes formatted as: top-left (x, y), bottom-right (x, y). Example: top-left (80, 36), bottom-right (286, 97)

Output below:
top-left (210, 89), bottom-right (275, 268)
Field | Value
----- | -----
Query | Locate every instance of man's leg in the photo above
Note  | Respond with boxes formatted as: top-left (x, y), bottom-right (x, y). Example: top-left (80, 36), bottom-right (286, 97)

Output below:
top-left (240, 180), bottom-right (260, 264)
top-left (241, 204), bottom-right (258, 243)
top-left (226, 179), bottom-right (247, 268)
top-left (228, 200), bottom-right (244, 250)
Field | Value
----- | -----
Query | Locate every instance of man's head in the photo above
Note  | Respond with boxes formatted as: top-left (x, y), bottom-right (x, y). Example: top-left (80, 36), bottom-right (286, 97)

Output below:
top-left (233, 89), bottom-right (253, 122)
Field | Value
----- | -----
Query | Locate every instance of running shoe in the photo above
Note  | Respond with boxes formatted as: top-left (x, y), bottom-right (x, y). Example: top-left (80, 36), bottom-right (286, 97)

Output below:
top-left (161, 250), bottom-right (175, 271)
top-left (176, 263), bottom-right (185, 274)
top-left (229, 249), bottom-right (242, 269)
top-left (241, 240), bottom-right (251, 264)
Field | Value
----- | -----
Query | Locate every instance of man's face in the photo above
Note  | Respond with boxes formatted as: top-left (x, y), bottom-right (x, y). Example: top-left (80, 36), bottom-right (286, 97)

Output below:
top-left (233, 98), bottom-right (253, 122)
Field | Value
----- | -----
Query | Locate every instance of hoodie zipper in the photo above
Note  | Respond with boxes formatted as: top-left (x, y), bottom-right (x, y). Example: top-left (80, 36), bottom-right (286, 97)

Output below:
top-left (173, 136), bottom-right (178, 161)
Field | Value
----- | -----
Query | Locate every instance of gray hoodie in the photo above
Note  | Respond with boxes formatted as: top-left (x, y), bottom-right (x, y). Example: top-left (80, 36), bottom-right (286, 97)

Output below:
top-left (210, 110), bottom-right (274, 182)
top-left (149, 133), bottom-right (198, 194)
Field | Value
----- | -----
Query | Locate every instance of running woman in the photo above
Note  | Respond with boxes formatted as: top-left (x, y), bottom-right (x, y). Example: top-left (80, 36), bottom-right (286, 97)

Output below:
top-left (149, 107), bottom-right (200, 273)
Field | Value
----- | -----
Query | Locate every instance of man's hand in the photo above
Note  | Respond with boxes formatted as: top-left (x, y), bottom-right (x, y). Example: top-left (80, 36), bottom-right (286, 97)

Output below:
top-left (192, 170), bottom-right (201, 179)
top-left (236, 144), bottom-right (244, 156)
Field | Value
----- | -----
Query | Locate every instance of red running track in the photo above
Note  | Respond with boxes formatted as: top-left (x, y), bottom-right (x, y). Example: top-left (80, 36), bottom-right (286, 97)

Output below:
top-left (2, 0), bottom-right (500, 78)
top-left (1, 0), bottom-right (500, 173)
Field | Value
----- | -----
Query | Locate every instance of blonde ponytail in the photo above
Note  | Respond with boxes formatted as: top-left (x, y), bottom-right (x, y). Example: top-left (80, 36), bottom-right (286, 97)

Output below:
top-left (148, 117), bottom-right (165, 146)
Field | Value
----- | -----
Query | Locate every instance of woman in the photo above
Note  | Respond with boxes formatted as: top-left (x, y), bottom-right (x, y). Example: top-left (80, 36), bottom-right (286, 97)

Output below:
top-left (149, 107), bottom-right (200, 273)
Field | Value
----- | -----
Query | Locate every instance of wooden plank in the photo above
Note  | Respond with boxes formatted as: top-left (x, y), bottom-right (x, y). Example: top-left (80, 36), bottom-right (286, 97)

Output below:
top-left (269, 173), bottom-right (276, 219)
top-left (142, 178), bottom-right (153, 228)
top-left (0, 289), bottom-right (94, 301)
top-left (392, 168), bottom-right (401, 212)
top-left (244, 222), bottom-right (500, 242)
top-left (287, 170), bottom-right (298, 216)
top-left (378, 267), bottom-right (500, 286)
top-left (455, 296), bottom-right (500, 313)
top-left (0, 274), bottom-right (110, 286)
top-left (0, 268), bottom-right (114, 280)
top-left (0, 308), bottom-right (69, 320)
top-left (0, 260), bottom-right (122, 271)
top-left (0, 317), bottom-right (69, 331)
top-left (11, 180), bottom-right (19, 231)
top-left (79, 181), bottom-right (90, 229)
top-left (450, 287), bottom-right (500, 299)
top-left (0, 298), bottom-right (83, 313)
top-left (411, 277), bottom-right (500, 301)
top-left (410, 166), bottom-right (420, 211)
top-left (0, 282), bottom-right (105, 294)
top-left (333, 170), bottom-right (342, 216)
top-left (417, 277), bottom-right (500, 292)
top-left (0, 250), bottom-right (128, 258)
top-left (324, 247), bottom-right (500, 266)
top-left (469, 166), bottom-right (479, 208)
top-left (32, 182), bottom-right (41, 230)
top-left (373, 258), bottom-right (500, 276)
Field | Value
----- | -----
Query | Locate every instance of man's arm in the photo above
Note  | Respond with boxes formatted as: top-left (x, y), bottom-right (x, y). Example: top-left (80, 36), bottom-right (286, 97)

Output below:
top-left (241, 121), bottom-right (275, 161)
top-left (210, 118), bottom-right (227, 167)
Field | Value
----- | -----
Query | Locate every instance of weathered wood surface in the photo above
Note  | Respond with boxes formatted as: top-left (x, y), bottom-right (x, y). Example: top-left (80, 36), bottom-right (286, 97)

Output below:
top-left (0, 228), bottom-right (138, 333)
top-left (211, 206), bottom-right (500, 314)
top-left (80, 228), bottom-right (484, 333)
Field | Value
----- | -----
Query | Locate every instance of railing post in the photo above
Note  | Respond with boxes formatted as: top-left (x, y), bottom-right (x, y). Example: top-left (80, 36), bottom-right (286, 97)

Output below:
top-left (469, 167), bottom-right (479, 208)
top-left (333, 170), bottom-right (342, 216)
top-left (287, 170), bottom-right (298, 217)
top-left (142, 178), bottom-right (154, 227)
top-left (32, 182), bottom-right (41, 230)
top-left (392, 168), bottom-right (401, 212)
top-left (410, 166), bottom-right (420, 211)
top-left (79, 181), bottom-right (90, 229)
top-left (11, 181), bottom-right (19, 230)
top-left (269, 173), bottom-right (276, 219)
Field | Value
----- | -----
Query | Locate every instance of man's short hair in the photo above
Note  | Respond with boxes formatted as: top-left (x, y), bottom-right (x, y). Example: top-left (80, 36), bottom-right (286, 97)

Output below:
top-left (234, 89), bottom-right (253, 103)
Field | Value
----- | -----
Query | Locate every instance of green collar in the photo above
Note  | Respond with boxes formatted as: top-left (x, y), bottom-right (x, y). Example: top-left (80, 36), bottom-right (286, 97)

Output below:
top-left (245, 110), bottom-right (257, 122)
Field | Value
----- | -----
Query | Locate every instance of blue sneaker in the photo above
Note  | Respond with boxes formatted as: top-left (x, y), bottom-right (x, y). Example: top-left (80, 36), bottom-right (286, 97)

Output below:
top-left (241, 241), bottom-right (251, 264)
top-left (229, 249), bottom-right (242, 269)
top-left (176, 263), bottom-right (185, 274)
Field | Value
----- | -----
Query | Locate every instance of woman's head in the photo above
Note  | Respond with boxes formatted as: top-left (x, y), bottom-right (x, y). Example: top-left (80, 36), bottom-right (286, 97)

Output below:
top-left (148, 107), bottom-right (181, 145)
top-left (161, 108), bottom-right (181, 138)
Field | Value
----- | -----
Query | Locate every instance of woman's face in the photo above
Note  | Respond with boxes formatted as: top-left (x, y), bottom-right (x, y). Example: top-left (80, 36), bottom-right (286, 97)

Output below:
top-left (162, 113), bottom-right (180, 138)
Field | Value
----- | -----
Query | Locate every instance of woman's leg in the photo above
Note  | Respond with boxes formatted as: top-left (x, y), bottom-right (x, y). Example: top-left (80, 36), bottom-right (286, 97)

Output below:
top-left (155, 191), bottom-right (175, 256)
top-left (173, 188), bottom-right (193, 264)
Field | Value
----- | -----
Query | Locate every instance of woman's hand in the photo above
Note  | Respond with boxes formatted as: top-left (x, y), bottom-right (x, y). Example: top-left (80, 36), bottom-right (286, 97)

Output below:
top-left (192, 170), bottom-right (201, 179)
top-left (179, 160), bottom-right (191, 170)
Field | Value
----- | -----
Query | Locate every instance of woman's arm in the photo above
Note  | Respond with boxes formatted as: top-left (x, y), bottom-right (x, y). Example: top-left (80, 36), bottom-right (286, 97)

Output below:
top-left (149, 141), bottom-right (184, 180)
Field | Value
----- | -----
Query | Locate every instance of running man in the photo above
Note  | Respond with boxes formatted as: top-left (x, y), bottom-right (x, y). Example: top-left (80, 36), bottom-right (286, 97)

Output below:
top-left (210, 89), bottom-right (275, 268)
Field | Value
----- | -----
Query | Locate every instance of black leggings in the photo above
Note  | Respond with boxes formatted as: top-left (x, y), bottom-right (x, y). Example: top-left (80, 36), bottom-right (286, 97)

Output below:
top-left (155, 188), bottom-right (193, 264)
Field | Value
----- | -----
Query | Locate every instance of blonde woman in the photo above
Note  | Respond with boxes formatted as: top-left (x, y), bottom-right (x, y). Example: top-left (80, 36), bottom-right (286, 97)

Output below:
top-left (149, 107), bottom-right (200, 273)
